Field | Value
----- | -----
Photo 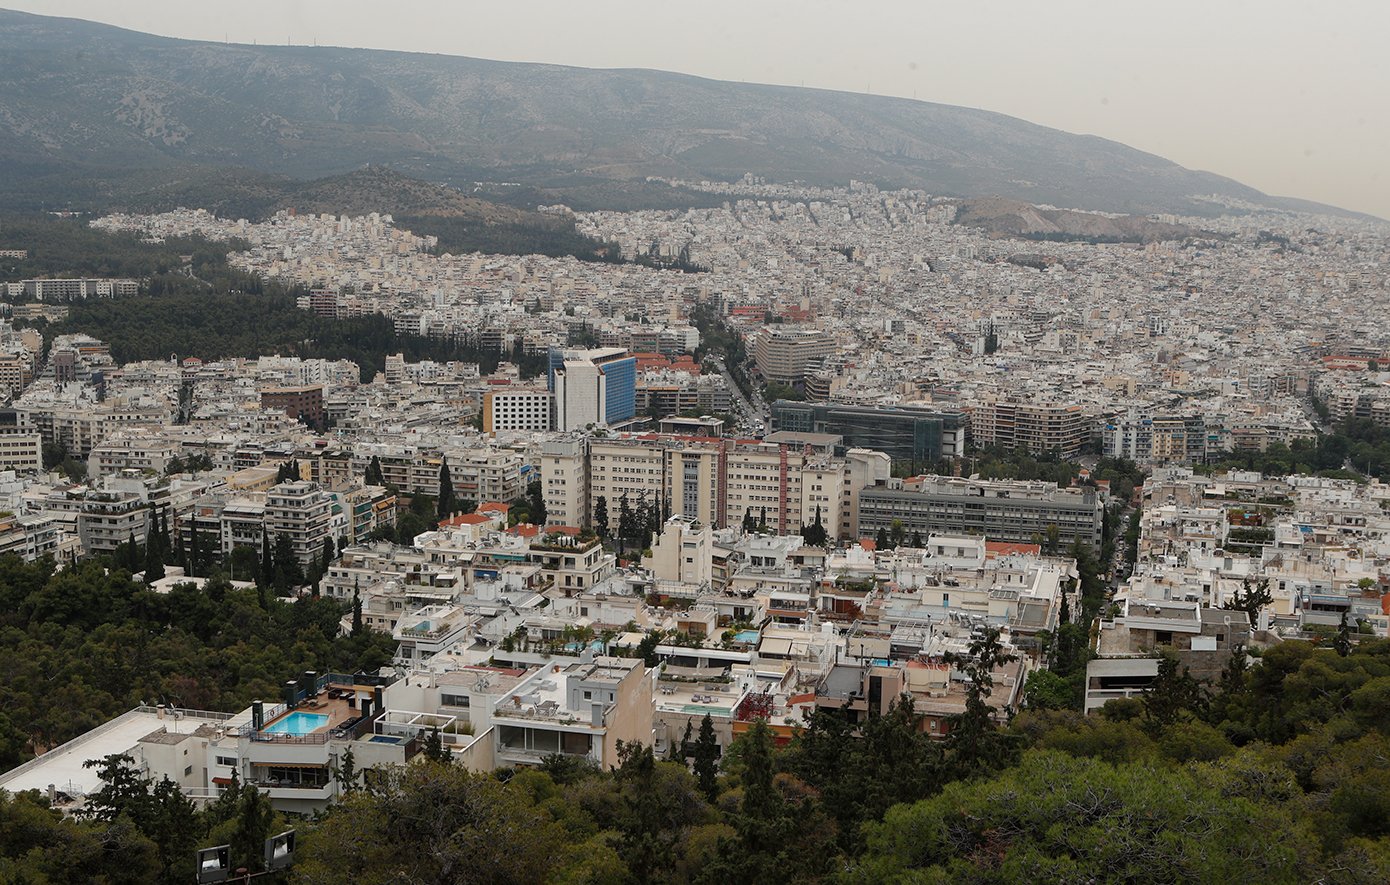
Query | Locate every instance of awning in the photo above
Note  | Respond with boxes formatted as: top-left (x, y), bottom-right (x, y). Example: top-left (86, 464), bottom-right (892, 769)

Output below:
top-left (212, 776), bottom-right (235, 785)
top-left (759, 638), bottom-right (792, 657)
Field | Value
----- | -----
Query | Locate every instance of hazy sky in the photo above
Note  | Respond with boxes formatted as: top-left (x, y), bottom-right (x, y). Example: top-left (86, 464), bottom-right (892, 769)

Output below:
top-left (9, 0), bottom-right (1390, 219)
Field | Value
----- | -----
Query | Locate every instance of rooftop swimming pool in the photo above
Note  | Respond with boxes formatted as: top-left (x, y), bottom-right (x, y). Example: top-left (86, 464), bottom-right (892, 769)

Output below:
top-left (734, 630), bottom-right (760, 643)
top-left (261, 712), bottom-right (328, 734)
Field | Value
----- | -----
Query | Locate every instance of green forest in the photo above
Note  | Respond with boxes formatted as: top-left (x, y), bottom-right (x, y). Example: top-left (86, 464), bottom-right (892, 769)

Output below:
top-left (44, 290), bottom-right (547, 382)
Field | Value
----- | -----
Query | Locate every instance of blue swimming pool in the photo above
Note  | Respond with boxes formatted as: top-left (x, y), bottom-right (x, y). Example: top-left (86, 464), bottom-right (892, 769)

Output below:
top-left (734, 630), bottom-right (760, 643)
top-left (261, 712), bottom-right (328, 734)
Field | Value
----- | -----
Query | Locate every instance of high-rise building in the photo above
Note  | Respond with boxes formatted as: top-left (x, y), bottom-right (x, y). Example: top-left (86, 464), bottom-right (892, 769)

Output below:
top-left (549, 347), bottom-right (637, 431)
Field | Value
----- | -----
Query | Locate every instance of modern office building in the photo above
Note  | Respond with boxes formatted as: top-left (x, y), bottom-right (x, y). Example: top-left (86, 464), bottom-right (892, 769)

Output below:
top-left (549, 347), bottom-right (637, 431)
top-left (857, 475), bottom-right (1105, 553)
top-left (751, 327), bottom-right (836, 386)
top-left (771, 401), bottom-right (967, 465)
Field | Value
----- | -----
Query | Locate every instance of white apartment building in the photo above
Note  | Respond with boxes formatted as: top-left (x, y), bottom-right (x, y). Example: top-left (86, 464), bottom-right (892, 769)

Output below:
top-left (540, 438), bottom-right (587, 528)
top-left (264, 481), bottom-right (333, 568)
top-left (482, 388), bottom-right (553, 433)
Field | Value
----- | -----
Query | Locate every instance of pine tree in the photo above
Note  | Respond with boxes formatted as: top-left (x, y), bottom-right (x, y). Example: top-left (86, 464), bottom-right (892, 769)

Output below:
top-left (351, 589), bottom-right (363, 638)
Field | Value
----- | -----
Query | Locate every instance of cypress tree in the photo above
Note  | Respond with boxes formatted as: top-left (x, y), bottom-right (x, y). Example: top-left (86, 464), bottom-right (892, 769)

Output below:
top-left (437, 456), bottom-right (454, 520)
top-left (260, 527), bottom-right (274, 589)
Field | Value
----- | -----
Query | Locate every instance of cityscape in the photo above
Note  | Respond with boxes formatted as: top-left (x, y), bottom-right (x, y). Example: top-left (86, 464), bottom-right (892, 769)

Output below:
top-left (1, 6), bottom-right (1389, 884)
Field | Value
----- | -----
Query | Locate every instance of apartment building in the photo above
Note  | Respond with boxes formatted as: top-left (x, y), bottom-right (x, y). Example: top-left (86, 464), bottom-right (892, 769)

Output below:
top-left (0, 425), bottom-right (41, 472)
top-left (540, 438), bottom-right (587, 528)
top-left (491, 654), bottom-right (655, 770)
top-left (261, 385), bottom-right (326, 428)
top-left (264, 481), bottom-right (333, 568)
top-left (587, 434), bottom-right (848, 536)
top-left (482, 387), bottom-right (553, 433)
top-left (970, 398), bottom-right (1088, 460)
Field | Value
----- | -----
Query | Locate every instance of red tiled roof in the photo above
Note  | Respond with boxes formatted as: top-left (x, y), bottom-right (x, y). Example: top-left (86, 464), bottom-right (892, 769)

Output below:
top-left (985, 540), bottom-right (1042, 557)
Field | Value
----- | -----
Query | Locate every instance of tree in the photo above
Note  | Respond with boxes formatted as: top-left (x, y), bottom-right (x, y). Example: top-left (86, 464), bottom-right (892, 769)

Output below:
top-left (635, 631), bottom-right (662, 667)
top-left (437, 456), bottom-right (454, 520)
top-left (144, 538), bottom-right (165, 585)
top-left (876, 526), bottom-right (888, 550)
top-left (273, 532), bottom-right (301, 594)
top-left (365, 454), bottom-right (384, 487)
top-left (351, 588), bottom-right (363, 638)
top-left (1142, 649), bottom-right (1205, 731)
top-left (857, 750), bottom-right (1317, 885)
top-left (293, 763), bottom-right (573, 885)
top-left (944, 626), bottom-right (1020, 774)
top-left (800, 505), bottom-right (828, 547)
top-left (260, 526), bottom-right (274, 589)
top-left (1223, 577), bottom-right (1273, 623)
top-left (423, 726), bottom-right (452, 764)
top-left (889, 519), bottom-right (906, 548)
top-left (527, 478), bottom-right (547, 527)
top-left (618, 492), bottom-right (634, 555)
top-left (693, 713), bottom-right (720, 802)
top-left (742, 507), bottom-right (757, 533)
top-left (593, 494), bottom-right (609, 539)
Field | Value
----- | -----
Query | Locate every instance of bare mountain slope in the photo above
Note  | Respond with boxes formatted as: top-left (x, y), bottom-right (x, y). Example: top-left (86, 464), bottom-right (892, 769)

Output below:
top-left (0, 8), bottom-right (1366, 218)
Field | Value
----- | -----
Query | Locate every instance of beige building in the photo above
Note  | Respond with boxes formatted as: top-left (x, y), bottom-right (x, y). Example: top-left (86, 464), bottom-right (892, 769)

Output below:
top-left (643, 517), bottom-right (713, 585)
top-left (540, 438), bottom-right (587, 528)
top-left (970, 398), bottom-right (1088, 459)
top-left (751, 327), bottom-right (836, 386)
top-left (588, 434), bottom-right (848, 536)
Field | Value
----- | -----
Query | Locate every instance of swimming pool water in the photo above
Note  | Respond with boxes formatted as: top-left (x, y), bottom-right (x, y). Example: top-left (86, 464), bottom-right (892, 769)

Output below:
top-left (734, 630), bottom-right (760, 643)
top-left (261, 712), bottom-right (328, 734)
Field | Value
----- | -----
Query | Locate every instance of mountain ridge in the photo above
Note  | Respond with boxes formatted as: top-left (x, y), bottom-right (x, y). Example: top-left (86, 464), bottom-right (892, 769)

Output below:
top-left (0, 8), bottom-right (1373, 220)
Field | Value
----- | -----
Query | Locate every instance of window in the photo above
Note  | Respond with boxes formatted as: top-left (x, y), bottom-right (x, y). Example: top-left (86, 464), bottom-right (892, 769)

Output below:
top-left (216, 755), bottom-right (236, 767)
top-left (440, 693), bottom-right (470, 708)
